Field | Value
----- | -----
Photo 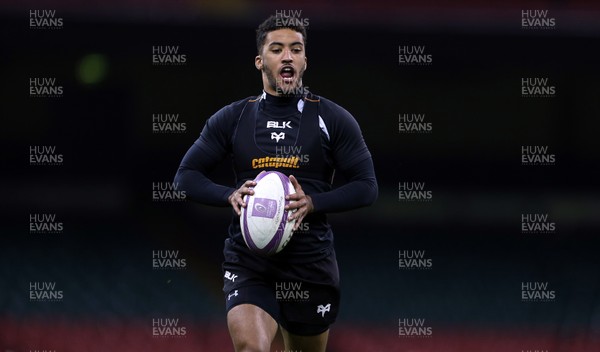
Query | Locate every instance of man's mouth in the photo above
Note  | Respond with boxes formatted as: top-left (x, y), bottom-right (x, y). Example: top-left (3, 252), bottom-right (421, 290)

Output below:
top-left (279, 66), bottom-right (295, 83)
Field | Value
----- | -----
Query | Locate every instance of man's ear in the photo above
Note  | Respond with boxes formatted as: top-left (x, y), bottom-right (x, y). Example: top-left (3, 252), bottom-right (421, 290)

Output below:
top-left (255, 55), bottom-right (262, 70)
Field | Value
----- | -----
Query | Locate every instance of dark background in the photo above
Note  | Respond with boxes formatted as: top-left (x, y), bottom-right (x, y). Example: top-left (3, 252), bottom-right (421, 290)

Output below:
top-left (1, 1), bottom-right (599, 351)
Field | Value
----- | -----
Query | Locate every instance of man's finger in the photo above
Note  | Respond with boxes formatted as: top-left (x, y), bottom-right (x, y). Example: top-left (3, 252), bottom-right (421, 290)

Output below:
top-left (288, 175), bottom-right (301, 192)
top-left (286, 175), bottom-right (303, 201)
top-left (289, 211), bottom-right (300, 222)
top-left (233, 204), bottom-right (241, 216)
top-left (291, 211), bottom-right (306, 229)
top-left (230, 194), bottom-right (241, 215)
top-left (230, 181), bottom-right (256, 214)
top-left (285, 199), bottom-right (304, 210)
top-left (285, 192), bottom-right (302, 201)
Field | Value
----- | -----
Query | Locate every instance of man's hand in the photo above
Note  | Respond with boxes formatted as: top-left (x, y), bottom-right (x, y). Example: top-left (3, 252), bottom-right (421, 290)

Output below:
top-left (228, 179), bottom-right (256, 216)
top-left (285, 175), bottom-right (314, 231)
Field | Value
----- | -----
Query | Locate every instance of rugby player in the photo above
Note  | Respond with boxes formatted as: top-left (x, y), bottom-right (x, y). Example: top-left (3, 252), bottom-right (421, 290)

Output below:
top-left (175, 14), bottom-right (377, 352)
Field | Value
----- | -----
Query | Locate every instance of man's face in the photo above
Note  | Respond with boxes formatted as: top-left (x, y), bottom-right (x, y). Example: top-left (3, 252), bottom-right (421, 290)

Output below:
top-left (256, 28), bottom-right (307, 96)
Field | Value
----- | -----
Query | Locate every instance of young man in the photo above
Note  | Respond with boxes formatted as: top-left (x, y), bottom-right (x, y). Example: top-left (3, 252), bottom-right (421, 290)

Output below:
top-left (175, 15), bottom-right (377, 352)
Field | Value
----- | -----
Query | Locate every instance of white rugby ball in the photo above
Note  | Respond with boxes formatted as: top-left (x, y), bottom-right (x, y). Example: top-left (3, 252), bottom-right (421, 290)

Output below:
top-left (240, 171), bottom-right (296, 256)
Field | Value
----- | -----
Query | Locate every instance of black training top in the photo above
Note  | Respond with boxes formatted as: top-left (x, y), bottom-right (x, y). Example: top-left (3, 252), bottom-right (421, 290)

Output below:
top-left (175, 90), bottom-right (377, 263)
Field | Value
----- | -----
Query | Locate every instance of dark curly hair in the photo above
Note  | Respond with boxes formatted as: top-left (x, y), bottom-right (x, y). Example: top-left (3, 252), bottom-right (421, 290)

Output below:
top-left (256, 14), bottom-right (307, 54)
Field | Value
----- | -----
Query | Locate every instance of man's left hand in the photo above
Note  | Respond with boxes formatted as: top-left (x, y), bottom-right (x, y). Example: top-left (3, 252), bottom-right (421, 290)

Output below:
top-left (285, 175), bottom-right (313, 231)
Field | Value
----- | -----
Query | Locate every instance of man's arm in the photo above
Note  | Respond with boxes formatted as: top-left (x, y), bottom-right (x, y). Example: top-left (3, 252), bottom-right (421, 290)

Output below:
top-left (307, 157), bottom-right (377, 213)
top-left (174, 140), bottom-right (235, 206)
top-left (309, 99), bottom-right (378, 212)
top-left (286, 158), bottom-right (377, 230)
top-left (285, 99), bottom-right (378, 225)
top-left (174, 104), bottom-right (239, 206)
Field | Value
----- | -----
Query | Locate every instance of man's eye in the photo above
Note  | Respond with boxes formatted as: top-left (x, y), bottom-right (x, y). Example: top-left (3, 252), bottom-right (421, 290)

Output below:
top-left (292, 48), bottom-right (302, 53)
top-left (272, 48), bottom-right (281, 53)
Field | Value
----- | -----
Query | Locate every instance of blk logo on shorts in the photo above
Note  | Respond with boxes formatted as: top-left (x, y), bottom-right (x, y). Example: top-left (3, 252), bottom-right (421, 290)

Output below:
top-left (224, 271), bottom-right (238, 282)
top-left (317, 303), bottom-right (331, 317)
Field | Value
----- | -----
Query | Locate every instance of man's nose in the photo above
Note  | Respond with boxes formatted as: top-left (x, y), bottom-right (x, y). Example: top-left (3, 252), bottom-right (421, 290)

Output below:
top-left (282, 49), bottom-right (293, 62)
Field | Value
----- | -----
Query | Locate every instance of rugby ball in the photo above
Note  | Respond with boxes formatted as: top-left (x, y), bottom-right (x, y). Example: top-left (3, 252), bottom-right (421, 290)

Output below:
top-left (240, 171), bottom-right (296, 256)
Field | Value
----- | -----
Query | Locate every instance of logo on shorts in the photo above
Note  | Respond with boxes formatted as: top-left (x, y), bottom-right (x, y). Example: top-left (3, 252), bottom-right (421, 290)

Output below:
top-left (224, 271), bottom-right (238, 282)
top-left (317, 303), bottom-right (331, 317)
top-left (228, 290), bottom-right (239, 300)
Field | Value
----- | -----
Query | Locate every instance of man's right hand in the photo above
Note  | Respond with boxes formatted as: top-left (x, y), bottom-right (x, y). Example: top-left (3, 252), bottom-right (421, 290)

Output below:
top-left (228, 180), bottom-right (257, 216)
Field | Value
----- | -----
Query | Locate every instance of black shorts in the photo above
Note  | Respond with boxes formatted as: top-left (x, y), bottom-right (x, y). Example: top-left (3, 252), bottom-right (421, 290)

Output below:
top-left (222, 239), bottom-right (340, 336)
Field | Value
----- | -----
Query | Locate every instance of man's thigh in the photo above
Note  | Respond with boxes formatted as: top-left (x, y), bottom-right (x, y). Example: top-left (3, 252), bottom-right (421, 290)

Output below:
top-left (227, 303), bottom-right (278, 352)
